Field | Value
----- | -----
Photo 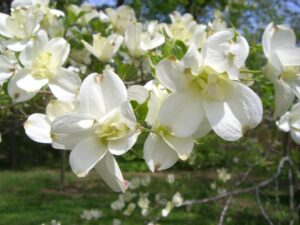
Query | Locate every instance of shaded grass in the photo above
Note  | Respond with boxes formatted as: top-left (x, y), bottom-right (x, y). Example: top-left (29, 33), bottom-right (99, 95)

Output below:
top-left (0, 168), bottom-right (292, 225)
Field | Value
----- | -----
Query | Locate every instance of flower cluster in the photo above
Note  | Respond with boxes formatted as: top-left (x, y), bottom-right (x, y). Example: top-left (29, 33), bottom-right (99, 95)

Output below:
top-left (0, 1), bottom-right (299, 193)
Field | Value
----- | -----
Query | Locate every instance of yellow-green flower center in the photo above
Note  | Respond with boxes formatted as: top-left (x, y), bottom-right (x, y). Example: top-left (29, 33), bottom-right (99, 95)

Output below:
top-left (95, 122), bottom-right (130, 142)
top-left (32, 52), bottom-right (57, 79)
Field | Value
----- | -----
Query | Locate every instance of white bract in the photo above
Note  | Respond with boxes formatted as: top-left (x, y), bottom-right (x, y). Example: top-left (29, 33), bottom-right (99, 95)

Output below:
top-left (166, 11), bottom-right (207, 48)
top-left (277, 102), bottom-right (300, 144)
top-left (82, 33), bottom-right (123, 62)
top-left (51, 70), bottom-right (140, 192)
top-left (262, 22), bottom-right (300, 117)
top-left (128, 81), bottom-right (195, 172)
top-left (124, 22), bottom-right (165, 57)
top-left (68, 4), bottom-right (99, 25)
top-left (0, 6), bottom-right (43, 51)
top-left (203, 30), bottom-right (249, 80)
top-left (106, 5), bottom-right (136, 34)
top-left (8, 31), bottom-right (81, 102)
top-left (24, 100), bottom-right (76, 149)
top-left (156, 44), bottom-right (262, 141)
top-left (0, 54), bottom-right (18, 85)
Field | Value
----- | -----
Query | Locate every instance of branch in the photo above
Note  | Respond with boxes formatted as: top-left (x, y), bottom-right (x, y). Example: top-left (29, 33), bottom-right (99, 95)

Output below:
top-left (181, 156), bottom-right (292, 206)
top-left (217, 195), bottom-right (232, 225)
top-left (256, 187), bottom-right (274, 225)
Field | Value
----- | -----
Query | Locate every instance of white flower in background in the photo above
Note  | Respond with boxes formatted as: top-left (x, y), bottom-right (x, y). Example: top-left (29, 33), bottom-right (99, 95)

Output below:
top-left (111, 195), bottom-right (126, 211)
top-left (128, 81), bottom-right (195, 172)
top-left (172, 192), bottom-right (183, 206)
top-left (161, 201), bottom-right (173, 217)
top-left (207, 10), bottom-right (227, 33)
top-left (156, 44), bottom-right (262, 141)
top-left (165, 11), bottom-right (207, 48)
top-left (138, 194), bottom-right (150, 210)
top-left (51, 70), bottom-right (140, 192)
top-left (155, 193), bottom-right (167, 205)
top-left (113, 218), bottom-right (122, 225)
top-left (202, 30), bottom-right (249, 80)
top-left (50, 220), bottom-right (61, 225)
top-left (68, 3), bottom-right (99, 25)
top-left (0, 54), bottom-right (18, 85)
top-left (128, 177), bottom-right (141, 190)
top-left (8, 31), bottom-right (81, 103)
top-left (24, 99), bottom-right (76, 149)
top-left (0, 6), bottom-right (43, 51)
top-left (106, 5), bottom-right (136, 34)
top-left (80, 209), bottom-right (103, 221)
top-left (277, 102), bottom-right (300, 144)
top-left (123, 203), bottom-right (136, 216)
top-left (262, 22), bottom-right (300, 117)
top-left (166, 174), bottom-right (175, 184)
top-left (12, 0), bottom-right (65, 17)
top-left (124, 22), bottom-right (165, 57)
top-left (217, 168), bottom-right (231, 183)
top-left (82, 33), bottom-right (123, 62)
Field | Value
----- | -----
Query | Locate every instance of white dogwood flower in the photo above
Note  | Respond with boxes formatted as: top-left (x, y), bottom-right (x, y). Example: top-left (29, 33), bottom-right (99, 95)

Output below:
top-left (82, 33), bottom-right (123, 62)
top-left (0, 6), bottom-right (43, 51)
top-left (8, 31), bottom-right (81, 102)
top-left (24, 100), bottom-right (76, 149)
top-left (128, 81), bottom-right (195, 172)
top-left (262, 22), bottom-right (300, 117)
top-left (156, 44), bottom-right (262, 141)
top-left (277, 102), bottom-right (300, 144)
top-left (105, 5), bottom-right (136, 34)
top-left (203, 30), bottom-right (249, 80)
top-left (124, 22), bottom-right (165, 57)
top-left (51, 70), bottom-right (140, 192)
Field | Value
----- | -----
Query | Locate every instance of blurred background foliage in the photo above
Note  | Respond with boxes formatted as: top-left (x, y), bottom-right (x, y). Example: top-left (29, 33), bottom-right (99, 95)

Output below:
top-left (0, 0), bottom-right (299, 174)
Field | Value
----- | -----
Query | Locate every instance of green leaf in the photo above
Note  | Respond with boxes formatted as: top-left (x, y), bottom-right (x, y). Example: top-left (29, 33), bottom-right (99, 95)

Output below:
top-left (130, 100), bottom-right (148, 123)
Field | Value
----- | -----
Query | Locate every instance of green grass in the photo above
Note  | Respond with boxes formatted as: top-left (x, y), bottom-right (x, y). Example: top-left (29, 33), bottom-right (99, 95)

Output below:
top-left (0, 168), bottom-right (293, 225)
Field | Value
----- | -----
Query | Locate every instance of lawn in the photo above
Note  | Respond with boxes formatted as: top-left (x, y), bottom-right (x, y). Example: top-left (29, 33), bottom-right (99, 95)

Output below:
top-left (0, 168), bottom-right (292, 225)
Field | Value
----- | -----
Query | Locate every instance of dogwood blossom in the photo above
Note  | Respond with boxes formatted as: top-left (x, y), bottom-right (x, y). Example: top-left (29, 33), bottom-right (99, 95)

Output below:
top-left (124, 22), bottom-right (165, 57)
top-left (0, 6), bottom-right (43, 51)
top-left (277, 102), bottom-right (300, 144)
top-left (8, 31), bottom-right (81, 102)
top-left (156, 44), bottom-right (262, 141)
top-left (262, 22), bottom-right (300, 117)
top-left (51, 70), bottom-right (140, 192)
top-left (24, 100), bottom-right (76, 149)
top-left (82, 33), bottom-right (123, 62)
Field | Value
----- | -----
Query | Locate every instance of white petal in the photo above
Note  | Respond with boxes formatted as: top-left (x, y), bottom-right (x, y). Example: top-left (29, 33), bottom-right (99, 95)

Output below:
top-left (70, 136), bottom-right (108, 177)
top-left (4, 39), bottom-right (28, 52)
top-left (24, 113), bottom-right (52, 143)
top-left (291, 130), bottom-right (300, 144)
top-left (51, 112), bottom-right (95, 149)
top-left (156, 59), bottom-right (188, 92)
top-left (144, 133), bottom-right (178, 172)
top-left (16, 72), bottom-right (48, 92)
top-left (46, 38), bottom-right (70, 66)
top-left (182, 44), bottom-right (203, 74)
top-left (163, 135), bottom-right (194, 160)
top-left (204, 81), bottom-right (263, 141)
top-left (46, 100), bottom-right (75, 122)
top-left (79, 70), bottom-right (127, 117)
top-left (127, 85), bottom-right (149, 104)
top-left (159, 92), bottom-right (204, 137)
top-left (276, 47), bottom-right (300, 67)
top-left (94, 152), bottom-right (128, 192)
top-left (8, 72), bottom-right (39, 103)
top-left (262, 23), bottom-right (296, 59)
top-left (125, 23), bottom-right (142, 55)
top-left (120, 101), bottom-right (137, 122)
top-left (109, 132), bottom-right (139, 155)
top-left (0, 13), bottom-right (12, 38)
top-left (276, 112), bottom-right (290, 132)
top-left (273, 79), bottom-right (295, 118)
top-left (49, 68), bottom-right (81, 101)
top-left (193, 116), bottom-right (211, 138)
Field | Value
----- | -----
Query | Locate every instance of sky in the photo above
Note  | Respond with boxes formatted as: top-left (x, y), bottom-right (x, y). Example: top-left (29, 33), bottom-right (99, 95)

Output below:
top-left (86, 0), bottom-right (116, 6)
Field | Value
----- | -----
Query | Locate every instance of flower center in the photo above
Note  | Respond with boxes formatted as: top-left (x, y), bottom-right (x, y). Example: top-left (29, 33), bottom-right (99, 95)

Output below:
top-left (281, 66), bottom-right (300, 81)
top-left (32, 52), bottom-right (57, 79)
top-left (95, 122), bottom-right (130, 142)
